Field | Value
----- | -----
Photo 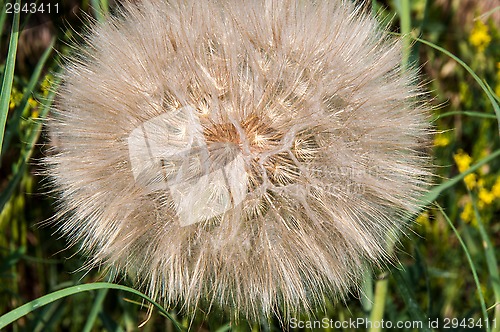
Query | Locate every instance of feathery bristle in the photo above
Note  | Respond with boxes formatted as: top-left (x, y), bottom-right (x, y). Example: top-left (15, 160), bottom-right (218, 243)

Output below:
top-left (45, 0), bottom-right (432, 322)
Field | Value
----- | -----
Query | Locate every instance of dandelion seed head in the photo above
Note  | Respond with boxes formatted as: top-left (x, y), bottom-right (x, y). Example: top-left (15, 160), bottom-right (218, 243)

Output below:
top-left (46, 0), bottom-right (432, 321)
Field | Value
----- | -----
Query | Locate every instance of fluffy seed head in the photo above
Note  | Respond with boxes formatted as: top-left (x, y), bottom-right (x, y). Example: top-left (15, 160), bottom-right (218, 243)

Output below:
top-left (46, 0), bottom-right (431, 321)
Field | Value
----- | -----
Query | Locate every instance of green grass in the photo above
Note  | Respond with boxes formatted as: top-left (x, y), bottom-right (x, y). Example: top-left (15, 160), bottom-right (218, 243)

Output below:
top-left (0, 283), bottom-right (184, 331)
top-left (0, 0), bottom-right (19, 153)
top-left (0, 0), bottom-right (499, 331)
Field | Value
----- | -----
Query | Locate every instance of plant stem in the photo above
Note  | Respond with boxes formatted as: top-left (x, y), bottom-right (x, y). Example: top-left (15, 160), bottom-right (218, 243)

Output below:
top-left (369, 273), bottom-right (389, 332)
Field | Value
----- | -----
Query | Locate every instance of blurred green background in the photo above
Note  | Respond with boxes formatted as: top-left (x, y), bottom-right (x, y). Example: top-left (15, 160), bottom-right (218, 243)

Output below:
top-left (0, 0), bottom-right (499, 331)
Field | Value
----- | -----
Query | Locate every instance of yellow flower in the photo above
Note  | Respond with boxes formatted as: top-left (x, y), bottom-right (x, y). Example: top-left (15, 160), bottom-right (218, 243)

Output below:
top-left (28, 97), bottom-right (38, 109)
top-left (453, 149), bottom-right (473, 173)
top-left (434, 133), bottom-right (450, 147)
top-left (492, 177), bottom-right (500, 198)
top-left (9, 87), bottom-right (23, 110)
top-left (416, 211), bottom-right (431, 229)
top-left (478, 188), bottom-right (495, 205)
top-left (454, 150), bottom-right (477, 189)
top-left (469, 20), bottom-right (491, 53)
top-left (464, 173), bottom-right (476, 190)
top-left (460, 202), bottom-right (476, 225)
top-left (41, 74), bottom-right (53, 97)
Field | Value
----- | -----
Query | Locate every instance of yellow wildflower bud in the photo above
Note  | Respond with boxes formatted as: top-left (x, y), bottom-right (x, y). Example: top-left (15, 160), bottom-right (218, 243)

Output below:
top-left (433, 134), bottom-right (450, 147)
top-left (469, 20), bottom-right (491, 53)
top-left (453, 149), bottom-right (473, 173)
top-left (492, 178), bottom-right (500, 198)
top-left (464, 173), bottom-right (476, 190)
top-left (460, 202), bottom-right (476, 225)
top-left (478, 188), bottom-right (495, 205)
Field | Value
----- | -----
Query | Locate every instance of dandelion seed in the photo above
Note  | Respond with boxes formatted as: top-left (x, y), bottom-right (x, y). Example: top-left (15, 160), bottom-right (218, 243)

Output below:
top-left (46, 0), bottom-right (432, 322)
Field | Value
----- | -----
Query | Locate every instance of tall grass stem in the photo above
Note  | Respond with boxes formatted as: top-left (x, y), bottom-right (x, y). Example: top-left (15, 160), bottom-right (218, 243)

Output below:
top-left (0, 0), bottom-right (20, 155)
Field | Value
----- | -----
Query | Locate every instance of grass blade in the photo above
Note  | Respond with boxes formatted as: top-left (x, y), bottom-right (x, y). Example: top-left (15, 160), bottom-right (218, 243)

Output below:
top-left (361, 267), bottom-right (374, 314)
top-left (413, 36), bottom-right (500, 135)
top-left (392, 269), bottom-right (432, 332)
top-left (99, 311), bottom-right (125, 332)
top-left (0, 247), bottom-right (25, 275)
top-left (437, 204), bottom-right (489, 332)
top-left (398, 0), bottom-right (411, 68)
top-left (0, 1), bottom-right (8, 43)
top-left (368, 272), bottom-right (389, 332)
top-left (433, 111), bottom-right (498, 120)
top-left (469, 194), bottom-right (500, 332)
top-left (0, 282), bottom-right (185, 331)
top-left (0, 0), bottom-right (20, 154)
top-left (82, 289), bottom-right (109, 332)
top-left (0, 76), bottom-right (60, 212)
top-left (215, 324), bottom-right (231, 332)
top-left (32, 299), bottom-right (67, 332)
top-left (1, 37), bottom-right (55, 155)
top-left (421, 149), bottom-right (500, 205)
top-left (90, 0), bottom-right (109, 22)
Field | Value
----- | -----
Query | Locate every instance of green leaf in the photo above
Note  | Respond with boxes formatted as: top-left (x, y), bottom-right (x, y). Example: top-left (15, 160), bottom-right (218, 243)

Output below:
top-left (82, 289), bottom-right (109, 332)
top-left (0, 246), bottom-right (25, 274)
top-left (397, 0), bottom-right (412, 68)
top-left (0, 77), bottom-right (59, 212)
top-left (0, 1), bottom-right (8, 44)
top-left (469, 195), bottom-right (500, 332)
top-left (437, 204), bottom-right (489, 332)
top-left (1, 37), bottom-right (55, 155)
top-left (90, 0), bottom-right (109, 22)
top-left (0, 0), bottom-right (20, 154)
top-left (433, 111), bottom-right (497, 121)
top-left (392, 268), bottom-right (432, 332)
top-left (0, 282), bottom-right (185, 331)
top-left (369, 273), bottom-right (389, 332)
top-left (413, 36), bottom-right (500, 135)
top-left (31, 299), bottom-right (67, 332)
